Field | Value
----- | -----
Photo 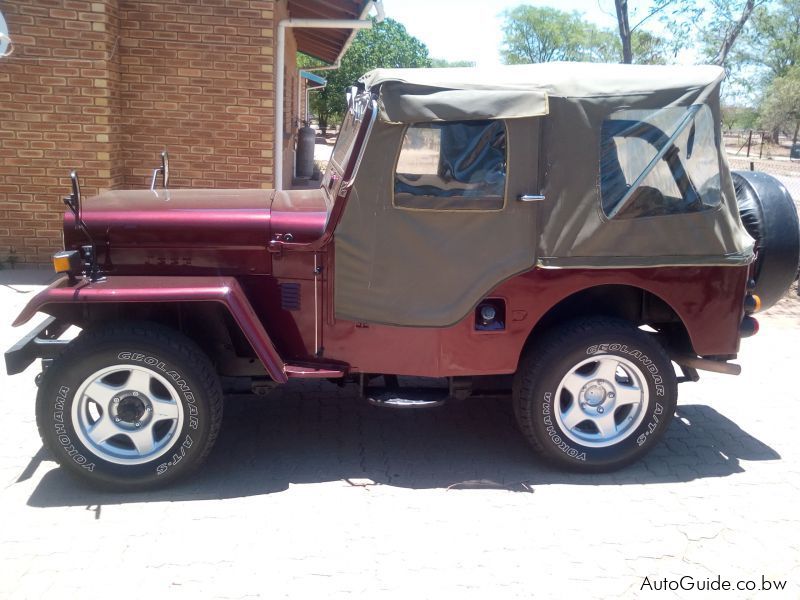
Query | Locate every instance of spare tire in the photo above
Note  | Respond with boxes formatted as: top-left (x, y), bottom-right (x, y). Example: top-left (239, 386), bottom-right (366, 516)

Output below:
top-left (733, 170), bottom-right (800, 310)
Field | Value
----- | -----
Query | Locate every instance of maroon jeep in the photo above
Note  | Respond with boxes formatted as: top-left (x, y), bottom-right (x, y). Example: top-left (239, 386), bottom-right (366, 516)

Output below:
top-left (6, 63), bottom-right (800, 489)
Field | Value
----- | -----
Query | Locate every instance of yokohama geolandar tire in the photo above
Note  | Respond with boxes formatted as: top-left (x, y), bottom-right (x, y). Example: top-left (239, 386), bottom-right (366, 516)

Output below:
top-left (513, 318), bottom-right (677, 472)
top-left (35, 322), bottom-right (223, 490)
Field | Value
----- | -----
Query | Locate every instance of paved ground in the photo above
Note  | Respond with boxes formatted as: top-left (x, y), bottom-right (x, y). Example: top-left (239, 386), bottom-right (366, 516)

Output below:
top-left (0, 272), bottom-right (798, 599)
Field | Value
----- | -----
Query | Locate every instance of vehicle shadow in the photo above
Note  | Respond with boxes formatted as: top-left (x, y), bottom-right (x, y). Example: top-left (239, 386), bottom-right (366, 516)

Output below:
top-left (25, 381), bottom-right (780, 508)
top-left (0, 269), bottom-right (56, 292)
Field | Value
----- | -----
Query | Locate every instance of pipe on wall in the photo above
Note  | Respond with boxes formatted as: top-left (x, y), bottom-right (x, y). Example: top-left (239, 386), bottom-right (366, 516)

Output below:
top-left (274, 1), bottom-right (381, 190)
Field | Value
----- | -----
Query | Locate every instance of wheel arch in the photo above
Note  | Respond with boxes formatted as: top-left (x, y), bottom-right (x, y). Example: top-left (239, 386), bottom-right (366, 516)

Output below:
top-left (521, 283), bottom-right (695, 358)
top-left (12, 276), bottom-right (288, 383)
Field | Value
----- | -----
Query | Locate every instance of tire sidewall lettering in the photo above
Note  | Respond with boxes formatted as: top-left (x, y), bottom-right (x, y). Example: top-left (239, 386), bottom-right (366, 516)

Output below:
top-left (47, 350), bottom-right (204, 477)
top-left (540, 340), bottom-right (671, 462)
top-left (51, 386), bottom-right (96, 472)
top-left (541, 391), bottom-right (587, 461)
top-left (116, 351), bottom-right (200, 431)
top-left (586, 343), bottom-right (665, 397)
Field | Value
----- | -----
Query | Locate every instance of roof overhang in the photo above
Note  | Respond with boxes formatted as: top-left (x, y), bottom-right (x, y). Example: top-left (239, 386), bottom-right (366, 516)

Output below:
top-left (288, 0), bottom-right (372, 63)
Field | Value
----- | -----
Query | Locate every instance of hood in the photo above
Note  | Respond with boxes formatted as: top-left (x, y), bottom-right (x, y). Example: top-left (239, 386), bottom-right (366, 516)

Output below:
top-left (66, 188), bottom-right (273, 249)
top-left (63, 187), bottom-right (329, 275)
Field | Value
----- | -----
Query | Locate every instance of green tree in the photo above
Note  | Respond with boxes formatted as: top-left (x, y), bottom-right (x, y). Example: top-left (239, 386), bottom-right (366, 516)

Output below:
top-left (721, 104), bottom-right (759, 130)
top-left (500, 6), bottom-right (615, 63)
top-left (610, 0), bottom-right (761, 67)
top-left (742, 0), bottom-right (800, 80)
top-left (430, 58), bottom-right (476, 68)
top-left (299, 18), bottom-right (430, 134)
top-left (501, 5), bottom-right (670, 65)
top-left (612, 0), bottom-right (700, 63)
top-left (759, 66), bottom-right (800, 147)
top-left (716, 1), bottom-right (800, 136)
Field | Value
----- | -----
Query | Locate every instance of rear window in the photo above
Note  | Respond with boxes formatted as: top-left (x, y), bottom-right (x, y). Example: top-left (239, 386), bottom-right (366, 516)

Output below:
top-left (394, 120), bottom-right (507, 211)
top-left (600, 104), bottom-right (722, 219)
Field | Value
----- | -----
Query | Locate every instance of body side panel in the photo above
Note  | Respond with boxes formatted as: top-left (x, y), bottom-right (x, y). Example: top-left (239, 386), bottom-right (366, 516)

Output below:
top-left (318, 263), bottom-right (749, 376)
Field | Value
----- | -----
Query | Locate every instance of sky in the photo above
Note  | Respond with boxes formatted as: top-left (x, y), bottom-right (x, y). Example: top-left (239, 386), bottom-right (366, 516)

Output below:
top-left (381, 0), bottom-right (695, 66)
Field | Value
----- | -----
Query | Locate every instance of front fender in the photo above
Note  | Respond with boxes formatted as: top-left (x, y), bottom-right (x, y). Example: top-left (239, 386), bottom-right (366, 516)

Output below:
top-left (12, 276), bottom-right (288, 383)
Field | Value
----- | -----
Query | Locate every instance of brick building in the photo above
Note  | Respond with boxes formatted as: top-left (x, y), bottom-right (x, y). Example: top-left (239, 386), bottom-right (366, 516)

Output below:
top-left (0, 0), bottom-right (372, 265)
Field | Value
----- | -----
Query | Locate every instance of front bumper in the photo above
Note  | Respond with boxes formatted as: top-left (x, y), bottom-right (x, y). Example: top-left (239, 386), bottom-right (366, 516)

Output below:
top-left (5, 316), bottom-right (70, 375)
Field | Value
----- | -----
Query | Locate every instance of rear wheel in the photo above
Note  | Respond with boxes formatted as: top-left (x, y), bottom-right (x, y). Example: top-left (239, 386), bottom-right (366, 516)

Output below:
top-left (513, 318), bottom-right (677, 471)
top-left (35, 322), bottom-right (223, 490)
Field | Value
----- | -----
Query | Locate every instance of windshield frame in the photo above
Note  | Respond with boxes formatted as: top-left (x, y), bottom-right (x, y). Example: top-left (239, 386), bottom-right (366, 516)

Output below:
top-left (324, 93), bottom-right (373, 186)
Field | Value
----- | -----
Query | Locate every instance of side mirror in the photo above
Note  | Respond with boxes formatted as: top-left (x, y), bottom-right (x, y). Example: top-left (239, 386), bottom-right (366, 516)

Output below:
top-left (150, 149), bottom-right (170, 191)
top-left (64, 170), bottom-right (82, 226)
top-left (161, 150), bottom-right (170, 188)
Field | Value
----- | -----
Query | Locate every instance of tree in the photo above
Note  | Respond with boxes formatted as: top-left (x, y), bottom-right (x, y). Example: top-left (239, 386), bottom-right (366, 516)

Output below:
top-left (430, 58), bottom-right (476, 68)
top-left (742, 0), bottom-right (800, 80)
top-left (611, 0), bottom-right (699, 63)
top-left (759, 66), bottom-right (800, 148)
top-left (610, 0), bottom-right (758, 66)
top-left (720, 1), bottom-right (800, 137)
top-left (721, 104), bottom-right (759, 130)
top-left (501, 5), bottom-right (671, 65)
top-left (299, 18), bottom-right (430, 134)
top-left (500, 6), bottom-right (616, 64)
top-left (702, 0), bottom-right (767, 68)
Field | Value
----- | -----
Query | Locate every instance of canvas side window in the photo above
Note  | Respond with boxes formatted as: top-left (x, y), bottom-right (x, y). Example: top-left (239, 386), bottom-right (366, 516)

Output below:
top-left (600, 104), bottom-right (722, 219)
top-left (394, 120), bottom-right (507, 210)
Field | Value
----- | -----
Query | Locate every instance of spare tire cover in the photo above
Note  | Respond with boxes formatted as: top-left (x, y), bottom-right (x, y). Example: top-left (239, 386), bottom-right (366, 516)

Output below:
top-left (733, 171), bottom-right (800, 310)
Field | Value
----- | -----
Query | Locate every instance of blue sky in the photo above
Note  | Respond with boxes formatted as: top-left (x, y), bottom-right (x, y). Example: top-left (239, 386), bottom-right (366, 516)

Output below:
top-left (382, 0), bottom-right (695, 66)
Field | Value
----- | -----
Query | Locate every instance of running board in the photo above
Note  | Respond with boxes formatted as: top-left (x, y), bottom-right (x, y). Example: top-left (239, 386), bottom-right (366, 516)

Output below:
top-left (365, 387), bottom-right (448, 409)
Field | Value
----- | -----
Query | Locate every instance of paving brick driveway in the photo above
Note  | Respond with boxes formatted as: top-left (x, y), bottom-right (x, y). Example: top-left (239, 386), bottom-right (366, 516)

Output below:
top-left (0, 273), bottom-right (798, 599)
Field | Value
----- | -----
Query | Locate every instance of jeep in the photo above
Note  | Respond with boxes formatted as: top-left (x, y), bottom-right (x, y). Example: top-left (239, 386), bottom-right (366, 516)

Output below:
top-left (6, 63), bottom-right (800, 489)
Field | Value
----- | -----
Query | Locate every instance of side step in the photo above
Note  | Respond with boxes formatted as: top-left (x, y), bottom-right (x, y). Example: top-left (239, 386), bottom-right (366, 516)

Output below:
top-left (365, 387), bottom-right (448, 409)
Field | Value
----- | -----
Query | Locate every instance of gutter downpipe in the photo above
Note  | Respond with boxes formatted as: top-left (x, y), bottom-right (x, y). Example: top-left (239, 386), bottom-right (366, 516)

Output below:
top-left (275, 1), bottom-right (382, 191)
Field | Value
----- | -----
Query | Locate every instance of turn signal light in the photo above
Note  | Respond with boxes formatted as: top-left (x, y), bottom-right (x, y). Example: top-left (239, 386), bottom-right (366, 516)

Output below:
top-left (743, 294), bottom-right (761, 314)
top-left (52, 250), bottom-right (82, 276)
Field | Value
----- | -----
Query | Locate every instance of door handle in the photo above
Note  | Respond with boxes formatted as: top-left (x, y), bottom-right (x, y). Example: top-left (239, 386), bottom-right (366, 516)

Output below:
top-left (518, 194), bottom-right (545, 202)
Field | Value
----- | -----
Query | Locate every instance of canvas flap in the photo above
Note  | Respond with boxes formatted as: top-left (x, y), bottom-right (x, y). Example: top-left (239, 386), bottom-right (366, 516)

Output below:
top-left (376, 83), bottom-right (549, 123)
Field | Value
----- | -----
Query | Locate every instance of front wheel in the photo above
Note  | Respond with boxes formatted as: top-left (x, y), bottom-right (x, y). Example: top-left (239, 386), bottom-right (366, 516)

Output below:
top-left (513, 318), bottom-right (677, 472)
top-left (35, 322), bottom-right (223, 490)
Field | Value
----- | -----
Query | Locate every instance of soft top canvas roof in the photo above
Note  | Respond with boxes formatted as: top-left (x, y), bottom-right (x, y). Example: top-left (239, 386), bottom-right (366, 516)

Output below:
top-left (362, 62), bottom-right (725, 96)
top-left (360, 62), bottom-right (724, 123)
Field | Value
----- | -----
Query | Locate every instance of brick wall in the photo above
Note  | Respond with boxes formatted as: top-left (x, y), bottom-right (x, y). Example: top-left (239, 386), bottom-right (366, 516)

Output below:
top-left (117, 0), bottom-right (278, 189)
top-left (0, 0), bottom-right (295, 265)
top-left (0, 0), bottom-right (121, 265)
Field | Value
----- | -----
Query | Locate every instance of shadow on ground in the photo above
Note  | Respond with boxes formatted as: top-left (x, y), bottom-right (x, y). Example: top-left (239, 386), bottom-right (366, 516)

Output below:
top-left (0, 269), bottom-right (56, 291)
top-left (25, 381), bottom-right (780, 508)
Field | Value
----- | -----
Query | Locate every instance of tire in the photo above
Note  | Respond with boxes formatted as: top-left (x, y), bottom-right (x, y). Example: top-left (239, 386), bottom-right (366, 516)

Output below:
top-left (35, 321), bottom-right (223, 490)
top-left (513, 318), bottom-right (677, 472)
top-left (733, 171), bottom-right (800, 310)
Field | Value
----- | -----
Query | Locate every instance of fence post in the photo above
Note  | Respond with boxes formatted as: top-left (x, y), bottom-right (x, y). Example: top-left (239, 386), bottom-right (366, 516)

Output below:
top-left (746, 130), bottom-right (753, 157)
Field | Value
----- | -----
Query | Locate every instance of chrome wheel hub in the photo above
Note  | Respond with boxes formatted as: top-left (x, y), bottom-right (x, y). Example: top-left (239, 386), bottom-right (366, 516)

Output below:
top-left (72, 364), bottom-right (185, 465)
top-left (554, 355), bottom-right (649, 448)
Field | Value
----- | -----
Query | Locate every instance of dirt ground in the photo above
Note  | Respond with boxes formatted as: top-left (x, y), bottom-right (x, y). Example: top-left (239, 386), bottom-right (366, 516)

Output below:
top-left (764, 281), bottom-right (800, 319)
